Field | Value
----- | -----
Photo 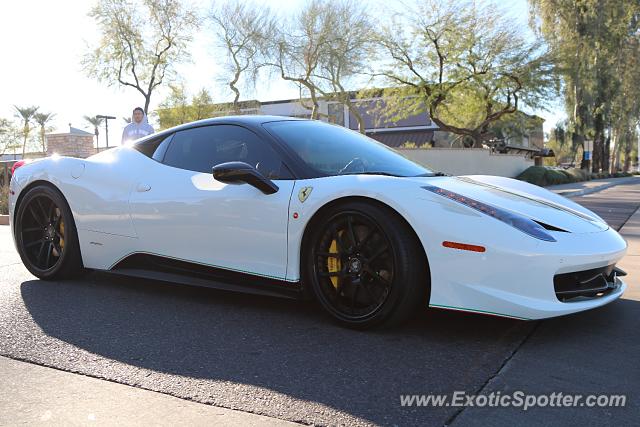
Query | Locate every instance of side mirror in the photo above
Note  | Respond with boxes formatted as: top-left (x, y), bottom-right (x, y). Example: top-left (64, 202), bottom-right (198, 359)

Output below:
top-left (212, 161), bottom-right (279, 195)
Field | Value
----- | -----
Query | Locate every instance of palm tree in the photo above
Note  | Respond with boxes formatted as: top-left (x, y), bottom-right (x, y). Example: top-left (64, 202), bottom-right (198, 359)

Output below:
top-left (84, 115), bottom-right (104, 148)
top-left (33, 112), bottom-right (55, 154)
top-left (14, 105), bottom-right (38, 158)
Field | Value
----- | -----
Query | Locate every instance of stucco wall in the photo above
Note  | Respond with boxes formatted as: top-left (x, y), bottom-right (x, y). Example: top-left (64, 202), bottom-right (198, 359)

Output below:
top-left (397, 148), bottom-right (533, 178)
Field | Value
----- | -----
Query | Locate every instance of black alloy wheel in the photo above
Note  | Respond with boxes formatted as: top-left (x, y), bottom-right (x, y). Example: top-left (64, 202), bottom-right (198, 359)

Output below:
top-left (15, 185), bottom-right (83, 279)
top-left (306, 201), bottom-right (428, 329)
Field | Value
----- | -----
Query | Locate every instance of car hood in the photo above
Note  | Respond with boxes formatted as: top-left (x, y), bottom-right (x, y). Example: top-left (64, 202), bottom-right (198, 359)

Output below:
top-left (414, 174), bottom-right (609, 234)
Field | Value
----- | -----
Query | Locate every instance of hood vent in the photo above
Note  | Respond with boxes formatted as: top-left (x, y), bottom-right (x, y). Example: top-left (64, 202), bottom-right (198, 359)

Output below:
top-left (534, 220), bottom-right (568, 233)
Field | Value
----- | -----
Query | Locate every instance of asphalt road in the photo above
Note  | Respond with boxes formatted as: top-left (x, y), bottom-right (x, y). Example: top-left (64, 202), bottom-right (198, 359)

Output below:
top-left (0, 182), bottom-right (639, 426)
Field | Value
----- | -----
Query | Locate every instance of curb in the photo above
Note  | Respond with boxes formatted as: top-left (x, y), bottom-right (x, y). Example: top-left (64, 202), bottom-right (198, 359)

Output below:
top-left (0, 215), bottom-right (8, 226)
top-left (554, 176), bottom-right (640, 198)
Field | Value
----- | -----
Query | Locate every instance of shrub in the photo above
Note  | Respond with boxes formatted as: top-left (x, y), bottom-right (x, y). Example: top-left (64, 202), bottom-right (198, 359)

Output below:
top-left (517, 166), bottom-right (591, 187)
top-left (613, 172), bottom-right (632, 178)
top-left (0, 185), bottom-right (8, 215)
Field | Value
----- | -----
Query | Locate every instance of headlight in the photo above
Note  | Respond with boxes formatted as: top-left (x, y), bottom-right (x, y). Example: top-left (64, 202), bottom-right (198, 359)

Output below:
top-left (423, 185), bottom-right (556, 242)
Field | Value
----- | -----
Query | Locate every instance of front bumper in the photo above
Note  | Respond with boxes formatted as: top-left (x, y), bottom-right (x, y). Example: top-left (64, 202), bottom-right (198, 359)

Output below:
top-left (411, 203), bottom-right (628, 320)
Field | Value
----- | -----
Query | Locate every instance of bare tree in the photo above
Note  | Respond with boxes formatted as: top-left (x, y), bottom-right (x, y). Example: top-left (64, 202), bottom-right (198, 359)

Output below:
top-left (83, 0), bottom-right (199, 113)
top-left (375, 0), bottom-right (556, 147)
top-left (210, 1), bottom-right (276, 113)
top-left (313, 0), bottom-right (373, 133)
top-left (266, 0), bottom-right (336, 119)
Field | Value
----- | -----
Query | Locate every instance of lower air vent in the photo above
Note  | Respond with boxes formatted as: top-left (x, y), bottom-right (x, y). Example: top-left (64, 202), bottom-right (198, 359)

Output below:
top-left (553, 264), bottom-right (624, 301)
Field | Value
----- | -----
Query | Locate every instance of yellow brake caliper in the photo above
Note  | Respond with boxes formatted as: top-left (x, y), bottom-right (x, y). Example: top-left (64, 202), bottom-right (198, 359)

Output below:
top-left (58, 216), bottom-right (65, 251)
top-left (327, 237), bottom-right (341, 289)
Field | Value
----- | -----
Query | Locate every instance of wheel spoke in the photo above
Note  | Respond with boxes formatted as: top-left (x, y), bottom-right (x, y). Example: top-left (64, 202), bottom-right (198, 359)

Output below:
top-left (356, 228), bottom-right (374, 251)
top-left (44, 242), bottom-right (53, 268)
top-left (48, 200), bottom-right (56, 222)
top-left (29, 205), bottom-right (45, 226)
top-left (346, 216), bottom-right (357, 249)
top-left (367, 244), bottom-right (389, 263)
top-left (367, 268), bottom-right (391, 288)
top-left (36, 241), bottom-right (46, 265)
top-left (36, 198), bottom-right (49, 224)
top-left (22, 227), bottom-right (43, 233)
top-left (24, 238), bottom-right (45, 249)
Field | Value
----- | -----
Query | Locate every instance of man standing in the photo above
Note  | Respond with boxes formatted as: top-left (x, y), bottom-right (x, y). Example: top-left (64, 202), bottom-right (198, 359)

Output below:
top-left (121, 107), bottom-right (154, 143)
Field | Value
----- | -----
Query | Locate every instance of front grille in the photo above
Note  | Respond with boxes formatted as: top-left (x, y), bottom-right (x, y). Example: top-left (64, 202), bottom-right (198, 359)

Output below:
top-left (554, 264), bottom-right (623, 301)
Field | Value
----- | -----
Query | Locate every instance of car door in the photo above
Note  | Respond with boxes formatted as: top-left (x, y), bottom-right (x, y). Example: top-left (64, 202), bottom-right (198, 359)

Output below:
top-left (128, 124), bottom-right (295, 281)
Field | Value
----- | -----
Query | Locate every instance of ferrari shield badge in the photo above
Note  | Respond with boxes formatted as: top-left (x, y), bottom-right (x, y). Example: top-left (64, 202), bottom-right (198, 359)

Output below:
top-left (298, 186), bottom-right (313, 203)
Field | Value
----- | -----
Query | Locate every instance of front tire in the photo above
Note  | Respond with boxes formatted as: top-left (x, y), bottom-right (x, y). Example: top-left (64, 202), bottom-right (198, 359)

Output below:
top-left (15, 185), bottom-right (84, 280)
top-left (304, 201), bottom-right (429, 329)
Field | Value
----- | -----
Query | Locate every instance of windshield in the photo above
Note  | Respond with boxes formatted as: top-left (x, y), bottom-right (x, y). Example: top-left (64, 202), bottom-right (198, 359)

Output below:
top-left (263, 120), bottom-right (433, 177)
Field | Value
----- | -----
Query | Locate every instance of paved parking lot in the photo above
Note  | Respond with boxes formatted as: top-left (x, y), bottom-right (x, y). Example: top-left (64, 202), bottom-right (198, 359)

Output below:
top-left (0, 181), bottom-right (638, 426)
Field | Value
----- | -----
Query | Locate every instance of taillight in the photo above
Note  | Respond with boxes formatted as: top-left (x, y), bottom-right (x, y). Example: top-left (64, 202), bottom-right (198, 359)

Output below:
top-left (11, 160), bottom-right (26, 175)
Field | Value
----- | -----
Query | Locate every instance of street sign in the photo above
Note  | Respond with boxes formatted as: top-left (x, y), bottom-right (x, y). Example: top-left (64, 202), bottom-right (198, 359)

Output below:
top-left (584, 140), bottom-right (593, 160)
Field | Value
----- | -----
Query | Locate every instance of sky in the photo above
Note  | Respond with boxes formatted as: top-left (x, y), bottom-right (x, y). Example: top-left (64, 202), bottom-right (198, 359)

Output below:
top-left (0, 0), bottom-right (565, 148)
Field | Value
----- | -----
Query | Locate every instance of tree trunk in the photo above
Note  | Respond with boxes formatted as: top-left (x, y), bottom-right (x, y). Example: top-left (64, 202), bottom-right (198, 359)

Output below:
top-left (609, 129), bottom-right (619, 174)
top-left (472, 132), bottom-right (483, 148)
top-left (21, 131), bottom-right (27, 158)
top-left (603, 125), bottom-right (611, 173)
top-left (309, 88), bottom-right (320, 120)
top-left (347, 102), bottom-right (366, 134)
top-left (592, 112), bottom-right (604, 173)
top-left (144, 95), bottom-right (151, 115)
top-left (623, 141), bottom-right (632, 172)
top-left (230, 83), bottom-right (241, 114)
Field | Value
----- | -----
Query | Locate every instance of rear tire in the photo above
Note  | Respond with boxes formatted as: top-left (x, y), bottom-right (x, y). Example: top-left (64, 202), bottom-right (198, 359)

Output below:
top-left (304, 200), bottom-right (429, 329)
top-left (15, 185), bottom-right (84, 280)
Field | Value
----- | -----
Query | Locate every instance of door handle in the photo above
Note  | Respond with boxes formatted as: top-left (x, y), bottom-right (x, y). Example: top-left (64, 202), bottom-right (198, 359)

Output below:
top-left (136, 183), bottom-right (151, 192)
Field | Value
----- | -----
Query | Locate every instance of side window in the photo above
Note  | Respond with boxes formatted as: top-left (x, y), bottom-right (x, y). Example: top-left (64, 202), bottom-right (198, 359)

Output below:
top-left (151, 134), bottom-right (173, 162)
top-left (162, 125), bottom-right (292, 179)
top-left (133, 134), bottom-right (168, 158)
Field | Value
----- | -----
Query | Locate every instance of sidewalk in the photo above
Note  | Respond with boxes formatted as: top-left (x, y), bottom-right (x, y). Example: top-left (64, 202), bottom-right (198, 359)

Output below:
top-left (547, 175), bottom-right (640, 197)
top-left (618, 205), bottom-right (640, 300)
top-left (0, 356), bottom-right (296, 426)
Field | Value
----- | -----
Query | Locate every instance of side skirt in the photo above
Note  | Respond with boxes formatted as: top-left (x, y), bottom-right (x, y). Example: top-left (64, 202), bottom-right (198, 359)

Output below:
top-left (108, 253), bottom-right (305, 300)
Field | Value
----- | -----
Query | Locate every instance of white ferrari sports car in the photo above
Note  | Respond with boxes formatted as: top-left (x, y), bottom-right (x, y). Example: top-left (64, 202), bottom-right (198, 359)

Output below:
top-left (9, 116), bottom-right (628, 328)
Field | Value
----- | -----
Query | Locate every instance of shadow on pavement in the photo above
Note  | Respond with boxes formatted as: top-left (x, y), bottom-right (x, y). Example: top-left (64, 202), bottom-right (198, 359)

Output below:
top-left (19, 272), bottom-right (533, 426)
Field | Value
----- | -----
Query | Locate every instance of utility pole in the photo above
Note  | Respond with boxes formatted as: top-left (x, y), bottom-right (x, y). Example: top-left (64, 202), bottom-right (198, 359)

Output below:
top-left (96, 115), bottom-right (116, 151)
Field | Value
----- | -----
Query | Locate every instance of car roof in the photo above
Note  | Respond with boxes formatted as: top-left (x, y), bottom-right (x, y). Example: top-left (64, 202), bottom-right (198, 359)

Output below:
top-left (169, 115), bottom-right (307, 132)
top-left (131, 115), bottom-right (309, 148)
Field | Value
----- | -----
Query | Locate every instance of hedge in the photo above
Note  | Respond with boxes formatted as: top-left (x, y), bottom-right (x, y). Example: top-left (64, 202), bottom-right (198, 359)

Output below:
top-left (516, 166), bottom-right (632, 187)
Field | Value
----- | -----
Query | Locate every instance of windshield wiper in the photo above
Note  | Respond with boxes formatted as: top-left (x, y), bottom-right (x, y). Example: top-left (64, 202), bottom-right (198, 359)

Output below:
top-left (419, 172), bottom-right (448, 177)
top-left (340, 171), bottom-right (401, 177)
